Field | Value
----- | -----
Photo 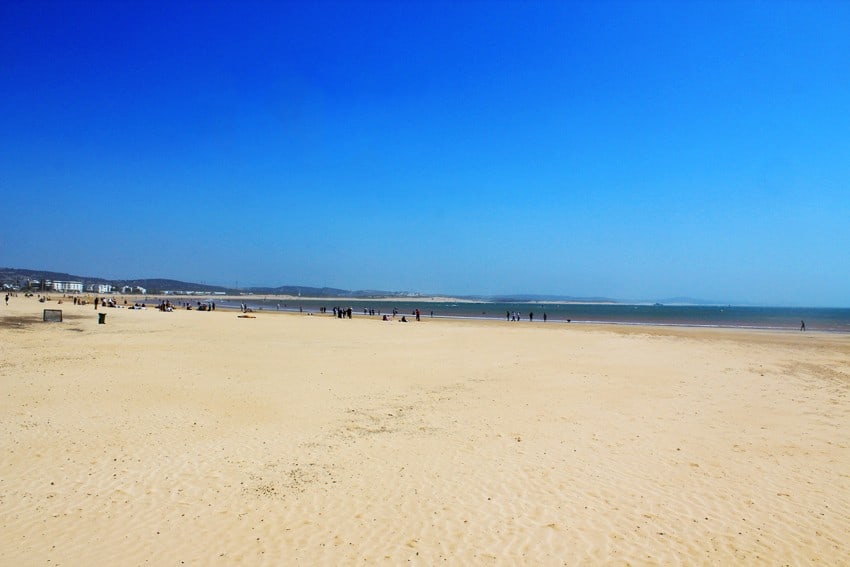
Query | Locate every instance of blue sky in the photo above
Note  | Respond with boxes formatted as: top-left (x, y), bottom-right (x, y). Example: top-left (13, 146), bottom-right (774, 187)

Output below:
top-left (2, 1), bottom-right (848, 305)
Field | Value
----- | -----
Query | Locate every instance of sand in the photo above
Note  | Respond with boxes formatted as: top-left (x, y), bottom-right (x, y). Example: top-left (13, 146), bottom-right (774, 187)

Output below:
top-left (1, 296), bottom-right (848, 565)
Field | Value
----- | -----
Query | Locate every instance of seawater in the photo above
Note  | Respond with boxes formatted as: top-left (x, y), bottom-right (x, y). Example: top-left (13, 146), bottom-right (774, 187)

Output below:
top-left (212, 299), bottom-right (850, 333)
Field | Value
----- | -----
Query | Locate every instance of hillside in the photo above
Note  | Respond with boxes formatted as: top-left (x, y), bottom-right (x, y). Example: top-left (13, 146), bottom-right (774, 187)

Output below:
top-left (0, 267), bottom-right (229, 294)
top-left (0, 267), bottom-right (408, 297)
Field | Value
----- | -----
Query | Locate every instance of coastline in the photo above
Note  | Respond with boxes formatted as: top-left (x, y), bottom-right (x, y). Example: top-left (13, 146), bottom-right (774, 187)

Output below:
top-left (14, 291), bottom-right (850, 332)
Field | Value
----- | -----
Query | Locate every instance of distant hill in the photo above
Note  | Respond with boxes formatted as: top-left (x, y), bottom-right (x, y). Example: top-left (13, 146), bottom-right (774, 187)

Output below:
top-left (0, 267), bottom-right (413, 297)
top-left (0, 267), bottom-right (230, 294)
top-left (245, 285), bottom-right (351, 296)
top-left (123, 279), bottom-right (230, 293)
top-left (3, 267), bottom-right (722, 304)
top-left (1, 267), bottom-right (100, 287)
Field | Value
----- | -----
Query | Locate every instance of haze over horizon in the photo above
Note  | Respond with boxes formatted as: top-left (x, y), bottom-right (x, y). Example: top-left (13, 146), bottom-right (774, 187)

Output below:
top-left (2, 2), bottom-right (849, 307)
top-left (0, 265), bottom-right (839, 309)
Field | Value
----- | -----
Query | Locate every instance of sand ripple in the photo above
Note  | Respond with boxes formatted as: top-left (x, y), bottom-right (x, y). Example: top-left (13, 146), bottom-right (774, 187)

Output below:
top-left (1, 304), bottom-right (848, 564)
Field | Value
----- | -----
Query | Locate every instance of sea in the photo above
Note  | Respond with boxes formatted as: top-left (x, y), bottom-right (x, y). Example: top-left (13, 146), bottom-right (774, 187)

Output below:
top-left (207, 298), bottom-right (850, 333)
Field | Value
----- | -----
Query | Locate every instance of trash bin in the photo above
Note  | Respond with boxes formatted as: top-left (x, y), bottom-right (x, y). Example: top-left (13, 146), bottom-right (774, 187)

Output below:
top-left (98, 313), bottom-right (107, 324)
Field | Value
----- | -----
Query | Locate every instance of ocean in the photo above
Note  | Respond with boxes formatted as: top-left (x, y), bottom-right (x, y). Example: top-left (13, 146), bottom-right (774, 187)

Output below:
top-left (210, 298), bottom-right (850, 333)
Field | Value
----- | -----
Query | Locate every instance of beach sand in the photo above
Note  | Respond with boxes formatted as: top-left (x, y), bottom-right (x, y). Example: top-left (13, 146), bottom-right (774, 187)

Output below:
top-left (1, 297), bottom-right (848, 565)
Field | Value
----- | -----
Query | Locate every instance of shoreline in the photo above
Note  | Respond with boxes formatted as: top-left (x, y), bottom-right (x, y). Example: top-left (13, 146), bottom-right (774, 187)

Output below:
top-left (18, 289), bottom-right (849, 310)
top-left (27, 292), bottom-right (849, 334)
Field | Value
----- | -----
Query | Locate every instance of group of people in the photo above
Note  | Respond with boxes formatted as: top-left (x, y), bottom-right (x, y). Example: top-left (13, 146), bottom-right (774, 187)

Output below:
top-left (325, 306), bottom-right (426, 321)
top-left (508, 311), bottom-right (547, 322)
top-left (73, 296), bottom-right (218, 312)
top-left (184, 301), bottom-right (215, 311)
top-left (94, 297), bottom-right (121, 309)
top-left (333, 306), bottom-right (353, 319)
top-left (381, 313), bottom-right (412, 322)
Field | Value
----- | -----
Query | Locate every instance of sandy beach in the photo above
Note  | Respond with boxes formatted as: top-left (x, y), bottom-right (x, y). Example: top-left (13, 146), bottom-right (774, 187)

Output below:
top-left (1, 296), bottom-right (848, 565)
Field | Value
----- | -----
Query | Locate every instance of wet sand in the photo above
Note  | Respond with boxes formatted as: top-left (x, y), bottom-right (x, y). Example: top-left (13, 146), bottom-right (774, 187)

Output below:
top-left (1, 297), bottom-right (848, 564)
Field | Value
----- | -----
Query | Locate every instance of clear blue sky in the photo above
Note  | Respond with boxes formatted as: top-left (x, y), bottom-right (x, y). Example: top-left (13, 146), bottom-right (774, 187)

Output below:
top-left (2, 1), bottom-right (848, 306)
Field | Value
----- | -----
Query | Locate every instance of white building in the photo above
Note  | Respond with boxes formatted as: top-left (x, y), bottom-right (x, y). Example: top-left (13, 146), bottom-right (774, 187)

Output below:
top-left (51, 280), bottom-right (83, 293)
top-left (120, 285), bottom-right (147, 294)
top-left (88, 283), bottom-right (113, 294)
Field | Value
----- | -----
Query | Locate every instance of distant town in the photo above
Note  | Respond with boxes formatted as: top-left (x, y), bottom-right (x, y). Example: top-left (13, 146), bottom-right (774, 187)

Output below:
top-left (10, 278), bottom-right (146, 295)
top-left (0, 267), bottom-right (417, 299)
top-left (1, 268), bottom-right (233, 296)
top-left (1, 277), bottom-right (232, 297)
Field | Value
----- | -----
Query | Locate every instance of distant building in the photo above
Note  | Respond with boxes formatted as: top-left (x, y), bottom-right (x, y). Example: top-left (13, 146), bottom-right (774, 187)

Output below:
top-left (51, 280), bottom-right (83, 293)
top-left (120, 285), bottom-right (147, 295)
top-left (88, 283), bottom-right (113, 294)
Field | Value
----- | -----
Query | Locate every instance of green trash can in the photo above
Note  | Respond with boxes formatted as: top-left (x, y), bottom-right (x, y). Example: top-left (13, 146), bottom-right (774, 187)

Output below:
top-left (98, 313), bottom-right (107, 324)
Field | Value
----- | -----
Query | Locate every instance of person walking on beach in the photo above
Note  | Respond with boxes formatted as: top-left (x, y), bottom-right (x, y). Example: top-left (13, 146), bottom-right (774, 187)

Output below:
top-left (529, 312), bottom-right (533, 322)
top-left (4, 293), bottom-right (8, 306)
top-left (801, 320), bottom-right (806, 332)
